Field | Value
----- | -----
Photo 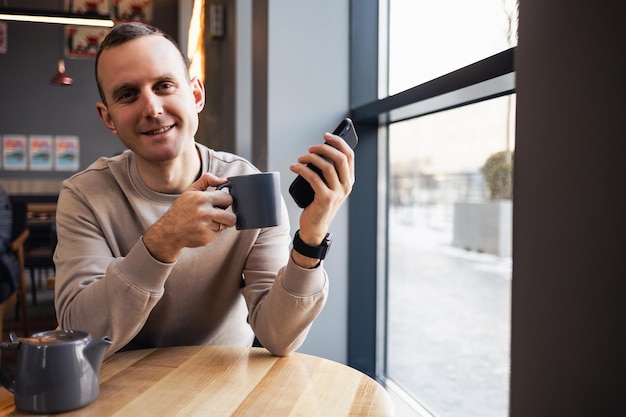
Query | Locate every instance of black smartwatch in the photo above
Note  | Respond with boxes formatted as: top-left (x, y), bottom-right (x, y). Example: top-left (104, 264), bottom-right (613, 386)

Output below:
top-left (292, 230), bottom-right (333, 260)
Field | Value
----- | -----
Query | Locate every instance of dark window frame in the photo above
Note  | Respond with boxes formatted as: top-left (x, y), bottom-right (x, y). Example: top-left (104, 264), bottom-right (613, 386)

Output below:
top-left (347, 0), bottom-right (516, 387)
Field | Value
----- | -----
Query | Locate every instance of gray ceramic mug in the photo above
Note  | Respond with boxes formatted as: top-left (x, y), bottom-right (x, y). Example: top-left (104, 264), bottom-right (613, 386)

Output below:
top-left (217, 172), bottom-right (282, 230)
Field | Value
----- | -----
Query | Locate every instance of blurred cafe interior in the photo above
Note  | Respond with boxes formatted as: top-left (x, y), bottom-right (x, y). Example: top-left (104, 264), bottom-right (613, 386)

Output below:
top-left (0, 1), bottom-right (624, 416)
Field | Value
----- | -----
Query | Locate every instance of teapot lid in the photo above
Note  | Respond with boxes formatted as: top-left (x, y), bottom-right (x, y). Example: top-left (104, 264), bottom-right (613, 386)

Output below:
top-left (23, 329), bottom-right (90, 345)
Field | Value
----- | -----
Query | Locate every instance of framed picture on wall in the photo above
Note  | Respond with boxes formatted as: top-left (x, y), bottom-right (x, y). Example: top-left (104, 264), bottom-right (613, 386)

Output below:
top-left (65, 26), bottom-right (110, 58)
top-left (112, 0), bottom-right (153, 24)
top-left (0, 23), bottom-right (7, 54)
top-left (66, 0), bottom-right (110, 16)
top-left (29, 135), bottom-right (54, 171)
top-left (64, 0), bottom-right (111, 58)
top-left (2, 135), bottom-right (27, 170)
top-left (55, 136), bottom-right (80, 172)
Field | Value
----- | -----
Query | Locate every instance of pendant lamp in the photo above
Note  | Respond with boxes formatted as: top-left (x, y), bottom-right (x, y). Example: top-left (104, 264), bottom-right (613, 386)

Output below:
top-left (51, 60), bottom-right (73, 86)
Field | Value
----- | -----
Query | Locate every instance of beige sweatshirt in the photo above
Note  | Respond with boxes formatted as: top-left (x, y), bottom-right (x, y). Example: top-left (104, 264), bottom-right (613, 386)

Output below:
top-left (54, 144), bottom-right (328, 357)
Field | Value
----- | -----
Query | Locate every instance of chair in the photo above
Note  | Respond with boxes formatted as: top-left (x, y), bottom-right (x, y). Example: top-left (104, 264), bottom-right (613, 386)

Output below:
top-left (0, 225), bottom-right (29, 364)
top-left (11, 198), bottom-right (57, 306)
top-left (24, 231), bottom-right (56, 305)
top-left (5, 198), bottom-right (30, 334)
top-left (0, 196), bottom-right (30, 338)
top-left (44, 224), bottom-right (57, 291)
top-left (1, 228), bottom-right (30, 336)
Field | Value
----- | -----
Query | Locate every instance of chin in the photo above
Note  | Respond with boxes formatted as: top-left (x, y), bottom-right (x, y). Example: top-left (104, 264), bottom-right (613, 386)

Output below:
top-left (146, 142), bottom-right (184, 160)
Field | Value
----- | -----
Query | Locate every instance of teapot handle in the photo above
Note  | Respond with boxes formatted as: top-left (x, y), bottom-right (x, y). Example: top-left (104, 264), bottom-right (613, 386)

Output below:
top-left (0, 342), bottom-right (19, 393)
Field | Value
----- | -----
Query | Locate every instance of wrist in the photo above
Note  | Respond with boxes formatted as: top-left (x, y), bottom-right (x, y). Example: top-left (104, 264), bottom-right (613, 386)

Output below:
top-left (291, 250), bottom-right (322, 269)
top-left (143, 225), bottom-right (180, 263)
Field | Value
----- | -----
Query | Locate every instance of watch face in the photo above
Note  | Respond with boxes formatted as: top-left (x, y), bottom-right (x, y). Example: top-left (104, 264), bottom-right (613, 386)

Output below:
top-left (323, 233), bottom-right (333, 258)
top-left (323, 232), bottom-right (333, 248)
top-left (318, 233), bottom-right (333, 260)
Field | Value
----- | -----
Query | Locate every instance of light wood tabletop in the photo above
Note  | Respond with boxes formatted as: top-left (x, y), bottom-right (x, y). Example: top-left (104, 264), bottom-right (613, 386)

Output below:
top-left (0, 345), bottom-right (394, 416)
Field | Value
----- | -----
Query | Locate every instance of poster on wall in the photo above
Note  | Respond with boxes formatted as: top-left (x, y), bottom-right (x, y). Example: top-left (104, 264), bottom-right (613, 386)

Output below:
top-left (0, 23), bottom-right (7, 54)
top-left (112, 0), bottom-right (153, 24)
top-left (28, 135), bottom-right (54, 171)
top-left (65, 26), bottom-right (110, 58)
top-left (55, 136), bottom-right (80, 171)
top-left (2, 135), bottom-right (27, 170)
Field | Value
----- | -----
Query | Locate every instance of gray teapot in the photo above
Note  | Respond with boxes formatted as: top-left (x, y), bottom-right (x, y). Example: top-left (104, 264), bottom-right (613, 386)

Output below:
top-left (0, 329), bottom-right (112, 414)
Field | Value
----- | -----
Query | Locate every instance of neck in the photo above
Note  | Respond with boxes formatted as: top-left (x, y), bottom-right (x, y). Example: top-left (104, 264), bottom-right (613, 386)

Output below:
top-left (136, 146), bottom-right (201, 194)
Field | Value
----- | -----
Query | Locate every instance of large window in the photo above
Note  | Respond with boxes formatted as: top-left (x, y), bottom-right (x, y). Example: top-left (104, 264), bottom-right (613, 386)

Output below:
top-left (387, 96), bottom-right (515, 417)
top-left (349, 1), bottom-right (518, 416)
top-left (388, 0), bottom-right (518, 95)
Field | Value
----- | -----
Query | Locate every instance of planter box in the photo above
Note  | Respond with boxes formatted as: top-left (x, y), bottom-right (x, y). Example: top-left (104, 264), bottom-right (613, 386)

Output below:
top-left (452, 200), bottom-right (512, 258)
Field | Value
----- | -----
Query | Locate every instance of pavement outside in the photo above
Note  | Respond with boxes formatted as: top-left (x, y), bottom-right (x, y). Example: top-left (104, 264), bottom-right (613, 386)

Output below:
top-left (387, 204), bottom-right (511, 417)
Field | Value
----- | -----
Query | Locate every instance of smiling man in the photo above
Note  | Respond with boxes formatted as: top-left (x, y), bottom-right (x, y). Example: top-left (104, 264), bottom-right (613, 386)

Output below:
top-left (53, 22), bottom-right (355, 357)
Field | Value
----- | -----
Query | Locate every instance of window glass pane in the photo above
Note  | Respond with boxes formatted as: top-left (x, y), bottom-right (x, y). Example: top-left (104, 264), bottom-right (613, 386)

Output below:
top-left (388, 0), bottom-right (518, 95)
top-left (387, 95), bottom-right (515, 417)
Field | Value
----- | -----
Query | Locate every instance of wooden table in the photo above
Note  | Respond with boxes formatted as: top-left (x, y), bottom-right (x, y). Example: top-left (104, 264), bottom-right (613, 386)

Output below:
top-left (0, 346), bottom-right (394, 416)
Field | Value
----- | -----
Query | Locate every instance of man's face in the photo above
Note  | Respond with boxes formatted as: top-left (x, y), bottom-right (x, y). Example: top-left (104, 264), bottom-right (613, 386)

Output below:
top-left (95, 35), bottom-right (204, 165)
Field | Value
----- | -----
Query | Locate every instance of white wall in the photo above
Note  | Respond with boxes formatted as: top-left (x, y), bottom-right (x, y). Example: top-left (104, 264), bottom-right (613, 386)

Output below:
top-left (263, 0), bottom-right (351, 363)
top-left (177, 0), bottom-right (192, 53)
top-left (235, 0), bottom-right (253, 161)
top-left (183, 0), bottom-right (350, 363)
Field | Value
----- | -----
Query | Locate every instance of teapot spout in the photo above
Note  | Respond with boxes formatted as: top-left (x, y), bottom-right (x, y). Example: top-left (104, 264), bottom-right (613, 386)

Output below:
top-left (83, 336), bottom-right (113, 375)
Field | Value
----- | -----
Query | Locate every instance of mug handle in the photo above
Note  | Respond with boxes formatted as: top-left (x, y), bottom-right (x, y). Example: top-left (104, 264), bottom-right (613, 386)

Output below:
top-left (0, 341), bottom-right (19, 393)
top-left (216, 182), bottom-right (231, 191)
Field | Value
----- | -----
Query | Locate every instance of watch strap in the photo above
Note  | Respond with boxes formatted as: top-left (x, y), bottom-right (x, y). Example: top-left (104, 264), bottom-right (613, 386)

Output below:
top-left (292, 230), bottom-right (333, 260)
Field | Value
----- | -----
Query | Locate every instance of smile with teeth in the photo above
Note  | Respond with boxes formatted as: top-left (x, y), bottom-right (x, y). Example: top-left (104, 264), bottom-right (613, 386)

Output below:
top-left (146, 125), bottom-right (173, 135)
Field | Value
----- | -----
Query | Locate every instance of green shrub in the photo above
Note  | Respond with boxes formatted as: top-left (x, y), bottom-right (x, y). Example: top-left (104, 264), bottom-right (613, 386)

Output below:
top-left (481, 150), bottom-right (514, 200)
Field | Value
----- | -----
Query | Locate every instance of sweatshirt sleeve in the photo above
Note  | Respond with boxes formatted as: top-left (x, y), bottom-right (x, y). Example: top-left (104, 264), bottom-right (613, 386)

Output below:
top-left (54, 183), bottom-right (174, 356)
top-left (241, 200), bottom-right (329, 356)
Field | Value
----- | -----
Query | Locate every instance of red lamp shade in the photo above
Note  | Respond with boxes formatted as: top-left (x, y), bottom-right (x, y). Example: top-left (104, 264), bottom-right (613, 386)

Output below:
top-left (51, 60), bottom-right (73, 86)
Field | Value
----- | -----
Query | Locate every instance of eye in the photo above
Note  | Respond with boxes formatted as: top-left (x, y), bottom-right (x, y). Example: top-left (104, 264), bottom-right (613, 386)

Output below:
top-left (115, 89), bottom-right (138, 103)
top-left (156, 81), bottom-right (175, 93)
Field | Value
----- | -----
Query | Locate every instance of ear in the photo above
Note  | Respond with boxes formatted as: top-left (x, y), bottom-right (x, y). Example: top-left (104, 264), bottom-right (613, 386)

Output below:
top-left (96, 102), bottom-right (118, 135)
top-left (191, 77), bottom-right (205, 113)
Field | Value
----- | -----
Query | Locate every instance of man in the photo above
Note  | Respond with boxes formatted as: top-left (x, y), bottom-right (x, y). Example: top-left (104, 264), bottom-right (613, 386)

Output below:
top-left (54, 22), bottom-right (355, 357)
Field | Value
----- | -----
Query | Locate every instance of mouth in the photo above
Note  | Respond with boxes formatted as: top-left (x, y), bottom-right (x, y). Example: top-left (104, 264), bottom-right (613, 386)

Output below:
top-left (143, 124), bottom-right (174, 136)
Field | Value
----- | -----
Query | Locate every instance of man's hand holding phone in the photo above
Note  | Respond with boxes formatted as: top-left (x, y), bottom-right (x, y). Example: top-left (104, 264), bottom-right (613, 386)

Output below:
top-left (288, 118), bottom-right (357, 267)
top-left (289, 118), bottom-right (358, 209)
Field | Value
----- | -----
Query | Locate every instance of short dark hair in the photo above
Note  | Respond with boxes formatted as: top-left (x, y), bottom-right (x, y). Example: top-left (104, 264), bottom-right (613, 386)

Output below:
top-left (95, 22), bottom-right (191, 103)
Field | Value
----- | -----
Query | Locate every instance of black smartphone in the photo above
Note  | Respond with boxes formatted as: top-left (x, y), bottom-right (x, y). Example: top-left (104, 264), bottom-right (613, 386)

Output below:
top-left (289, 118), bottom-right (359, 208)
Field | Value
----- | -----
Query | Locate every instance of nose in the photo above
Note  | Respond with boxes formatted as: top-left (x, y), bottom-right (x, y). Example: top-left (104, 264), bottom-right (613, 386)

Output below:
top-left (142, 91), bottom-right (164, 118)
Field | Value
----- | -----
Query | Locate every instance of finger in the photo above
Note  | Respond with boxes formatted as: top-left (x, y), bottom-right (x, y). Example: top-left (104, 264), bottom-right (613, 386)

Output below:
top-left (211, 208), bottom-right (236, 227)
top-left (206, 198), bottom-right (237, 228)
top-left (308, 138), bottom-right (354, 174)
top-left (290, 157), bottom-right (332, 192)
top-left (189, 172), bottom-right (228, 192)
top-left (207, 189), bottom-right (233, 210)
top-left (209, 220), bottom-right (224, 232)
top-left (323, 131), bottom-right (354, 154)
top-left (321, 134), bottom-right (356, 187)
top-left (300, 152), bottom-right (344, 191)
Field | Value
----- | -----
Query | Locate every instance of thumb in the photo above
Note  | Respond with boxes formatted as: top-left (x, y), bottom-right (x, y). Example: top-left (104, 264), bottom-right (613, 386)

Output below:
top-left (189, 172), bottom-right (228, 192)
